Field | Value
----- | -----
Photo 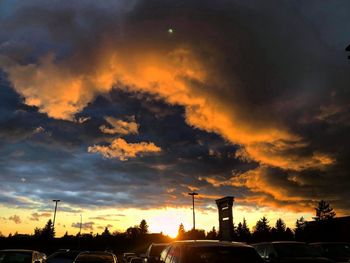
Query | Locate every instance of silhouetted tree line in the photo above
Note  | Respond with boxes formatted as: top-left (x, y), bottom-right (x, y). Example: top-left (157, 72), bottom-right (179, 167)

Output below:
top-left (0, 219), bottom-right (170, 255)
top-left (0, 200), bottom-right (345, 254)
top-left (176, 200), bottom-right (340, 243)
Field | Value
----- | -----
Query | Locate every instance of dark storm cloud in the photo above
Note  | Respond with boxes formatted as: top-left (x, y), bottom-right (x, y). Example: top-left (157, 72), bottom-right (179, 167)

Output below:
top-left (0, 0), bottom-right (349, 214)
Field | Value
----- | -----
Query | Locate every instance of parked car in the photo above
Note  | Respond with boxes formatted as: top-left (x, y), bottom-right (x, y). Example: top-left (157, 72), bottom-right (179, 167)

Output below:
top-left (252, 241), bottom-right (334, 263)
top-left (144, 243), bottom-right (169, 263)
top-left (159, 240), bottom-right (264, 263)
top-left (126, 255), bottom-right (138, 263)
top-left (129, 257), bottom-right (143, 263)
top-left (47, 250), bottom-right (81, 263)
top-left (0, 249), bottom-right (47, 263)
top-left (309, 242), bottom-right (350, 262)
top-left (123, 253), bottom-right (136, 263)
top-left (73, 251), bottom-right (117, 263)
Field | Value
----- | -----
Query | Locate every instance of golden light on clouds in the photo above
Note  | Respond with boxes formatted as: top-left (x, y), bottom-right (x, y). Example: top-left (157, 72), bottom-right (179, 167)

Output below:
top-left (88, 138), bottom-right (161, 161)
top-left (2, 46), bottom-right (334, 170)
top-left (100, 116), bottom-right (139, 135)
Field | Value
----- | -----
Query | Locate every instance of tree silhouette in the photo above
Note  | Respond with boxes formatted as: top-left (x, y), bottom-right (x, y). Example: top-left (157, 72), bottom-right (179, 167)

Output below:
top-left (184, 229), bottom-right (205, 240)
top-left (139, 219), bottom-right (149, 234)
top-left (313, 200), bottom-right (336, 221)
top-left (102, 227), bottom-right (111, 237)
top-left (34, 219), bottom-right (55, 239)
top-left (275, 218), bottom-right (286, 233)
top-left (271, 218), bottom-right (294, 241)
top-left (126, 226), bottom-right (140, 239)
top-left (206, 226), bottom-right (218, 240)
top-left (236, 218), bottom-right (251, 242)
top-left (294, 217), bottom-right (307, 241)
top-left (253, 216), bottom-right (271, 242)
top-left (177, 223), bottom-right (185, 240)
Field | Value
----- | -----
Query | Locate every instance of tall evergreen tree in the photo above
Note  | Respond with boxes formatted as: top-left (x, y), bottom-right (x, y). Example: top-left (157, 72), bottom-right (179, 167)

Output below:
top-left (40, 219), bottom-right (55, 239)
top-left (102, 227), bottom-right (111, 237)
top-left (236, 218), bottom-right (251, 242)
top-left (206, 226), bottom-right (218, 239)
top-left (253, 216), bottom-right (271, 242)
top-left (271, 218), bottom-right (289, 240)
top-left (294, 217), bottom-right (306, 241)
top-left (177, 223), bottom-right (185, 240)
top-left (313, 200), bottom-right (336, 221)
top-left (139, 219), bottom-right (149, 234)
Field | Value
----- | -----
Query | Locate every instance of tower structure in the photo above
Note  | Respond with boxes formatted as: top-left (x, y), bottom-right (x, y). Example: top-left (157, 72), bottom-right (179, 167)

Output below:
top-left (215, 196), bottom-right (234, 241)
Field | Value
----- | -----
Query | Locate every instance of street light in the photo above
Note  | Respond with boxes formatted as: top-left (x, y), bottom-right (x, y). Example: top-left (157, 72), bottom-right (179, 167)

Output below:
top-left (188, 192), bottom-right (198, 230)
top-left (52, 199), bottom-right (61, 228)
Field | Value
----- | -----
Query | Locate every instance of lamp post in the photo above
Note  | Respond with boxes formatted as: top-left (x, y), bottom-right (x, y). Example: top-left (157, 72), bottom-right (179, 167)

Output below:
top-left (52, 199), bottom-right (60, 228)
top-left (188, 192), bottom-right (198, 230)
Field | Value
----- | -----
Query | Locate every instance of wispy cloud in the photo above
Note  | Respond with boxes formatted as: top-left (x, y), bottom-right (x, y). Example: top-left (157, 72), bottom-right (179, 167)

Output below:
top-left (8, 215), bottom-right (21, 224)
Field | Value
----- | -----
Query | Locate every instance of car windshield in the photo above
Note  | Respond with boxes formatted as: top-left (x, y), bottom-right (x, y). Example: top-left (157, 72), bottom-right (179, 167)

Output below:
top-left (75, 253), bottom-right (114, 263)
top-left (184, 246), bottom-right (264, 263)
top-left (150, 245), bottom-right (167, 256)
top-left (322, 244), bottom-right (350, 257)
top-left (273, 243), bottom-right (320, 257)
top-left (0, 251), bottom-right (32, 263)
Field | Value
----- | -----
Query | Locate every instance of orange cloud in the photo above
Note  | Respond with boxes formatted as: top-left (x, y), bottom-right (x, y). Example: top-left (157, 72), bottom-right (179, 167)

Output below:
top-left (100, 116), bottom-right (139, 135)
top-left (88, 138), bottom-right (161, 161)
top-left (1, 44), bottom-right (334, 171)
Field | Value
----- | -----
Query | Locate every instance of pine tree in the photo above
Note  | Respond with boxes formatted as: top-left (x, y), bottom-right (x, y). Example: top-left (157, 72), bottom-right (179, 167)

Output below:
top-left (139, 219), bottom-right (149, 234)
top-left (236, 218), bottom-right (251, 242)
top-left (206, 226), bottom-right (218, 239)
top-left (271, 218), bottom-right (288, 240)
top-left (275, 218), bottom-right (286, 233)
top-left (177, 223), bottom-right (185, 240)
top-left (294, 217), bottom-right (306, 241)
top-left (253, 216), bottom-right (271, 242)
top-left (313, 200), bottom-right (336, 221)
top-left (102, 227), bottom-right (111, 237)
top-left (40, 219), bottom-right (55, 239)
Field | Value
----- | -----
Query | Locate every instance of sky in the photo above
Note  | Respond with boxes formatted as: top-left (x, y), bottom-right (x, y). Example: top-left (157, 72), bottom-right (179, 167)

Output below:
top-left (0, 0), bottom-right (349, 238)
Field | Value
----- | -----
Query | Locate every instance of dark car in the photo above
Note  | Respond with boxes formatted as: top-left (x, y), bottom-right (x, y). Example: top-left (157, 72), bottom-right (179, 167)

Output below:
top-left (122, 253), bottom-right (136, 263)
top-left (145, 243), bottom-right (169, 263)
top-left (129, 258), bottom-right (143, 263)
top-left (310, 242), bottom-right (350, 262)
top-left (47, 250), bottom-right (81, 263)
top-left (73, 251), bottom-right (117, 263)
top-left (0, 249), bottom-right (47, 263)
top-left (252, 241), bottom-right (334, 263)
top-left (159, 240), bottom-right (264, 263)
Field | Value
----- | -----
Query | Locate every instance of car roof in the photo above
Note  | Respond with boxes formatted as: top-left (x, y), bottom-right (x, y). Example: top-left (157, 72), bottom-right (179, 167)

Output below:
top-left (253, 241), bottom-right (306, 245)
top-left (0, 249), bottom-right (36, 253)
top-left (171, 240), bottom-right (252, 248)
top-left (151, 243), bottom-right (170, 246)
top-left (310, 242), bottom-right (350, 245)
top-left (79, 251), bottom-right (114, 255)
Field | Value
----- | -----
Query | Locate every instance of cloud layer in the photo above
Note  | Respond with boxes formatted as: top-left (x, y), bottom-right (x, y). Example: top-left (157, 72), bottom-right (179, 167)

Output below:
top-left (0, 0), bottom-right (349, 218)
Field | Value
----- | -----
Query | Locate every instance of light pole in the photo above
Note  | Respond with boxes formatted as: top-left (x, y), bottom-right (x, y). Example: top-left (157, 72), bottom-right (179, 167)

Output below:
top-left (52, 199), bottom-right (60, 228)
top-left (188, 192), bottom-right (198, 230)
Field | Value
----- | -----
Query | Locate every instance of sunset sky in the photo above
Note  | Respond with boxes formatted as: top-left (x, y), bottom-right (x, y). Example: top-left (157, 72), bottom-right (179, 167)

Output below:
top-left (0, 0), bottom-right (349, 238)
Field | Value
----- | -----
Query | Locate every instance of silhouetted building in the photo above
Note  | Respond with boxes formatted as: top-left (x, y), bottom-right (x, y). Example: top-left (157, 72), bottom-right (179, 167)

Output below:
top-left (216, 196), bottom-right (234, 241)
